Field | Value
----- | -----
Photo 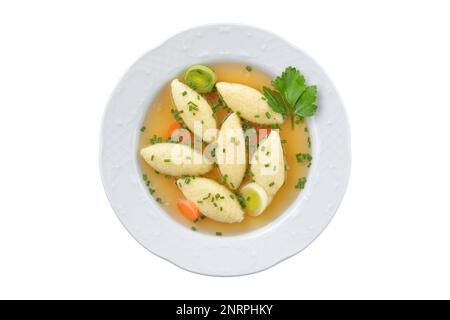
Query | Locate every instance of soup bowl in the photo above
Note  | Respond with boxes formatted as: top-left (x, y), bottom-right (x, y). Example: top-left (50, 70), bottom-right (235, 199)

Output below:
top-left (100, 24), bottom-right (351, 276)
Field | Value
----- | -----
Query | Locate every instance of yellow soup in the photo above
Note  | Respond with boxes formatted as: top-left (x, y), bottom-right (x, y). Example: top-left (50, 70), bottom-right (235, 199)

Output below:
top-left (138, 63), bottom-right (311, 236)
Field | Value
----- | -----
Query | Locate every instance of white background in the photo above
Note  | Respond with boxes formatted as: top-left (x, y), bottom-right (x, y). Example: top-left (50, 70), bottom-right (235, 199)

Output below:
top-left (1, 0), bottom-right (449, 300)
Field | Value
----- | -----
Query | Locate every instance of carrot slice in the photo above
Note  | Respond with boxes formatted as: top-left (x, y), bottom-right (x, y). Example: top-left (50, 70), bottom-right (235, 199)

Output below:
top-left (168, 122), bottom-right (181, 137)
top-left (168, 122), bottom-right (191, 145)
top-left (177, 199), bottom-right (201, 221)
top-left (257, 127), bottom-right (271, 142)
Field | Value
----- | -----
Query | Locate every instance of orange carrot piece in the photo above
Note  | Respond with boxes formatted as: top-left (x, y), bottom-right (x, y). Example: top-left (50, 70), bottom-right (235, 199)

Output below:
top-left (168, 122), bottom-right (181, 137)
top-left (257, 127), bottom-right (271, 142)
top-left (177, 199), bottom-right (201, 221)
top-left (168, 122), bottom-right (191, 145)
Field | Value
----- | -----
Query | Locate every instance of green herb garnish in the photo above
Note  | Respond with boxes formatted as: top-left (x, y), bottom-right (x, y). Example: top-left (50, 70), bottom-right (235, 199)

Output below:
top-left (212, 102), bottom-right (220, 114)
top-left (171, 109), bottom-right (183, 122)
top-left (263, 67), bottom-right (318, 128)
top-left (140, 126), bottom-right (146, 132)
top-left (150, 134), bottom-right (162, 145)
top-left (188, 101), bottom-right (199, 112)
top-left (295, 177), bottom-right (307, 189)
top-left (296, 153), bottom-right (312, 163)
top-left (245, 65), bottom-right (252, 72)
top-left (242, 120), bottom-right (250, 131)
top-left (236, 193), bottom-right (246, 209)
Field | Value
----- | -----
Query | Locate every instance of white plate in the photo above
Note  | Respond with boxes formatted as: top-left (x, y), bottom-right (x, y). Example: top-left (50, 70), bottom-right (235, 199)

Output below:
top-left (100, 24), bottom-right (351, 276)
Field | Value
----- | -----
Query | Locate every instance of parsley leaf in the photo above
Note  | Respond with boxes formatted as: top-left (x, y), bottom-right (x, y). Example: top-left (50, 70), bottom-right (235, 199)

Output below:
top-left (295, 85), bottom-right (317, 117)
top-left (263, 67), bottom-right (318, 127)
top-left (262, 87), bottom-right (287, 114)
top-left (272, 66), bottom-right (306, 107)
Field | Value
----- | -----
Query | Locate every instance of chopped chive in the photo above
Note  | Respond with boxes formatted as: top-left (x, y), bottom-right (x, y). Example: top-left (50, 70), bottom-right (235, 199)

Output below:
top-left (296, 153), bottom-right (312, 163)
top-left (156, 197), bottom-right (162, 203)
top-left (151, 155), bottom-right (155, 161)
top-left (188, 101), bottom-right (199, 112)
top-left (140, 126), bottom-right (146, 132)
top-left (150, 135), bottom-right (163, 145)
top-left (271, 123), bottom-right (280, 129)
top-left (254, 115), bottom-right (260, 118)
top-left (265, 112), bottom-right (271, 119)
top-left (212, 102), bottom-right (220, 114)
top-left (245, 65), bottom-right (252, 72)
top-left (261, 96), bottom-right (267, 101)
top-left (182, 91), bottom-right (187, 96)
top-left (191, 226), bottom-right (197, 231)
top-left (216, 232), bottom-right (223, 236)
top-left (143, 174), bottom-right (148, 181)
top-left (164, 159), bottom-right (171, 163)
top-left (269, 182), bottom-right (275, 187)
top-left (202, 193), bottom-right (211, 200)
top-left (295, 177), bottom-right (307, 189)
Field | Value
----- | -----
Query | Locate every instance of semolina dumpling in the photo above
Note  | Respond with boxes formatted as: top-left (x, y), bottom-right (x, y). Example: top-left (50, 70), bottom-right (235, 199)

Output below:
top-left (140, 143), bottom-right (213, 176)
top-left (216, 82), bottom-right (284, 125)
top-left (216, 113), bottom-right (246, 190)
top-left (177, 177), bottom-right (244, 223)
top-left (250, 130), bottom-right (285, 198)
top-left (171, 79), bottom-right (217, 143)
